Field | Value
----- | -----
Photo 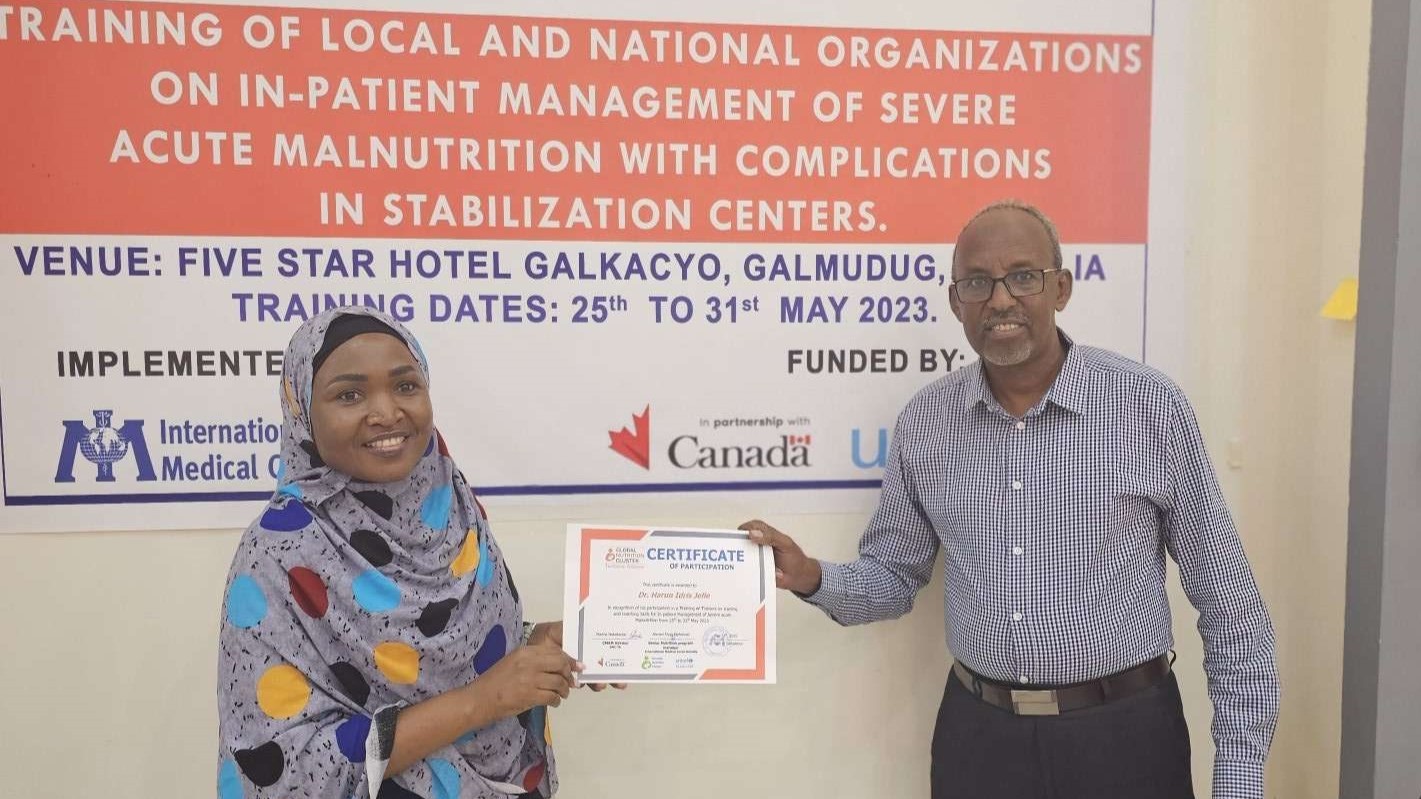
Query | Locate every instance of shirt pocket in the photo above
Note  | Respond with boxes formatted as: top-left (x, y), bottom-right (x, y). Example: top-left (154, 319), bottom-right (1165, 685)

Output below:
top-left (1100, 466), bottom-right (1168, 567)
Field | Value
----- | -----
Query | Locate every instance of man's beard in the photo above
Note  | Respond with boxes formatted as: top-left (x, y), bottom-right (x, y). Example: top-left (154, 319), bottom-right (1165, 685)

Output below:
top-left (981, 336), bottom-right (1033, 366)
top-left (980, 317), bottom-right (1034, 366)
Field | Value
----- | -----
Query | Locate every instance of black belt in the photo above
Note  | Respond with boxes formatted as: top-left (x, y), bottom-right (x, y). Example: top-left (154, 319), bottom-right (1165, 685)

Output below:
top-left (951, 654), bottom-right (1172, 716)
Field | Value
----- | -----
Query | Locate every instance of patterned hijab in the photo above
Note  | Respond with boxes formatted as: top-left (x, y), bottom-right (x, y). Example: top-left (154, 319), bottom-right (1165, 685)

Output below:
top-left (217, 306), bottom-right (555, 799)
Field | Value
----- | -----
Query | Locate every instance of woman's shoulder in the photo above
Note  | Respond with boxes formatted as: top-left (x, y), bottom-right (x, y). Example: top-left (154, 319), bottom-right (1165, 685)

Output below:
top-left (230, 497), bottom-right (328, 568)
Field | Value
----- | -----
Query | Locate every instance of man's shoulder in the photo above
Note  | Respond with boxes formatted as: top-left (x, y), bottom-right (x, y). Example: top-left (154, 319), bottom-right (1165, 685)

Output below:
top-left (1069, 344), bottom-right (1190, 406)
top-left (897, 365), bottom-right (978, 420)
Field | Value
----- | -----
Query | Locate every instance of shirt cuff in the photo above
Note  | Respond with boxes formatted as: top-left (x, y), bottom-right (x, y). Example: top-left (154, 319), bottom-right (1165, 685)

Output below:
top-left (363, 703), bottom-right (401, 797)
top-left (799, 561), bottom-right (849, 619)
top-left (1212, 756), bottom-right (1265, 799)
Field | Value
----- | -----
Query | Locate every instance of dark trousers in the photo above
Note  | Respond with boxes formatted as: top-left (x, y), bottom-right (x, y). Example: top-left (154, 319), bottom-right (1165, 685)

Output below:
top-left (930, 668), bottom-right (1195, 799)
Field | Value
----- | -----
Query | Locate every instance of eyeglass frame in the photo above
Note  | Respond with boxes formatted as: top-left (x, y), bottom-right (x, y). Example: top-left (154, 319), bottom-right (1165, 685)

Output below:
top-left (949, 267), bottom-right (1067, 304)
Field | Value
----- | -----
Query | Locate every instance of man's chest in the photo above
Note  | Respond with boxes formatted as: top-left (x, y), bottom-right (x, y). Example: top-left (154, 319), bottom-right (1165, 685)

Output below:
top-left (905, 410), bottom-right (1172, 554)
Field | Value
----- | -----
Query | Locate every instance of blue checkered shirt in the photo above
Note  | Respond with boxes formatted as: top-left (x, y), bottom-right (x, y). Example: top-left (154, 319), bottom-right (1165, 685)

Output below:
top-left (807, 337), bottom-right (1279, 799)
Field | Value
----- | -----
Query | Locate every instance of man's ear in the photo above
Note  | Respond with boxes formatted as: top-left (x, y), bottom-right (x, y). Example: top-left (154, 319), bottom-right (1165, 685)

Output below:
top-left (1053, 269), bottom-right (1073, 311)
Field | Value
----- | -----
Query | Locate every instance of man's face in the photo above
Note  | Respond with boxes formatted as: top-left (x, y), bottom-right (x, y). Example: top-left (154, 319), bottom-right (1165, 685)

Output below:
top-left (949, 208), bottom-right (1072, 368)
top-left (309, 333), bottom-right (434, 483)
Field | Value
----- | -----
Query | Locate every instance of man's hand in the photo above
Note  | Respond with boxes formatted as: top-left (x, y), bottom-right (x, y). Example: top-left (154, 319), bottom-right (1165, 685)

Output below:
top-left (739, 519), bottom-right (823, 595)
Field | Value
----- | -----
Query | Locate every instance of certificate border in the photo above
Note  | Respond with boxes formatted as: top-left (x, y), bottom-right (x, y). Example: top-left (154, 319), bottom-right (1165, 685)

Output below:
top-left (569, 525), bottom-right (771, 682)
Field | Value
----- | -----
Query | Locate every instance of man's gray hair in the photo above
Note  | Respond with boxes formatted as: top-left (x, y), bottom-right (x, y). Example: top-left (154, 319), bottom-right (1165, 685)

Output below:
top-left (952, 199), bottom-right (1063, 271)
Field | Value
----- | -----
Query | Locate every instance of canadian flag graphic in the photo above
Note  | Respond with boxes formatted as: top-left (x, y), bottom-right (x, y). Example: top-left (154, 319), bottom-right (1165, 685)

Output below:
top-left (608, 405), bottom-right (650, 469)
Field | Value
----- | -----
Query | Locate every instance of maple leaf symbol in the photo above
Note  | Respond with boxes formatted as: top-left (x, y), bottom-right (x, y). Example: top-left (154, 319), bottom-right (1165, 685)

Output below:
top-left (608, 405), bottom-right (651, 469)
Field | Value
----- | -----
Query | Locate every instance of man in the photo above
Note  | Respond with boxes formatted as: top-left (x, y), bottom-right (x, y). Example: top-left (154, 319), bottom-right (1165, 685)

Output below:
top-left (743, 200), bottom-right (1278, 799)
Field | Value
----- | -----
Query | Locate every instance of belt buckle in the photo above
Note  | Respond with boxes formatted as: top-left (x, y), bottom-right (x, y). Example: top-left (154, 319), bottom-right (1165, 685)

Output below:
top-left (1010, 689), bottom-right (1060, 716)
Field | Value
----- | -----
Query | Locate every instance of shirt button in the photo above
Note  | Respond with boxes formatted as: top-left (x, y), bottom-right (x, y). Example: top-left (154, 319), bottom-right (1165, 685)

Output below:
top-left (1011, 612), bottom-right (1023, 622)
top-left (1011, 480), bottom-right (1023, 491)
top-left (1019, 676), bottom-right (1031, 684)
top-left (1012, 546), bottom-right (1024, 555)
top-left (1015, 421), bottom-right (1026, 431)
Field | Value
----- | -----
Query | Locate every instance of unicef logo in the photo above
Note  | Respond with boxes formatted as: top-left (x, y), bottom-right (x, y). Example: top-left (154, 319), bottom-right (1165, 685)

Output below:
top-left (55, 409), bottom-right (157, 483)
top-left (703, 626), bottom-right (730, 656)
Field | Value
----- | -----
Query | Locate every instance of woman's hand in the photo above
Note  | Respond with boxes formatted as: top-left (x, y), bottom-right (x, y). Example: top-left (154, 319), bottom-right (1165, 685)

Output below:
top-left (527, 621), bottom-right (627, 693)
top-left (466, 639), bottom-right (578, 718)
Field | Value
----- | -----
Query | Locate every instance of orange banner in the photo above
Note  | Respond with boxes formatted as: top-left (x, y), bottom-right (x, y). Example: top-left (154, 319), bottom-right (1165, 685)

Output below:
top-left (0, 2), bottom-right (1151, 242)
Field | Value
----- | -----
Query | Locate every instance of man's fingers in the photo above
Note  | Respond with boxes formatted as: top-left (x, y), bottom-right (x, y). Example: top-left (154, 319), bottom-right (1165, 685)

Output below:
top-left (741, 520), bottom-right (787, 551)
top-left (739, 519), bottom-right (775, 542)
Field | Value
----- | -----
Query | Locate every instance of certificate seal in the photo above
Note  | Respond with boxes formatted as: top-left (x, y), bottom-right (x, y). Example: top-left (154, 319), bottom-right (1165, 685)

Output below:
top-left (704, 625), bottom-right (730, 656)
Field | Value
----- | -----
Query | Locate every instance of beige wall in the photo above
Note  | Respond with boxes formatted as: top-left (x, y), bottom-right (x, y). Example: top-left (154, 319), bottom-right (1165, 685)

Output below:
top-left (0, 1), bottom-right (1369, 796)
top-left (1189, 0), bottom-right (1368, 796)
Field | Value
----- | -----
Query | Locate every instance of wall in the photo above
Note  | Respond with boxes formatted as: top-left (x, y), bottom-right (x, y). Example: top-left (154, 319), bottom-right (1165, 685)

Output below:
top-left (0, 1), bottom-right (1370, 796)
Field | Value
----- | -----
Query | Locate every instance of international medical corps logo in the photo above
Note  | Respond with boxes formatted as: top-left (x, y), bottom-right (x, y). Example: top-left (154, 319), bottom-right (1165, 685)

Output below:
top-left (54, 409), bottom-right (156, 482)
top-left (607, 405), bottom-right (651, 469)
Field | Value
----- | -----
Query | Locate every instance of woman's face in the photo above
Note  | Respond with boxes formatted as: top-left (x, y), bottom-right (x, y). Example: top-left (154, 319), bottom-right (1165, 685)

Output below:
top-left (309, 332), bottom-right (433, 483)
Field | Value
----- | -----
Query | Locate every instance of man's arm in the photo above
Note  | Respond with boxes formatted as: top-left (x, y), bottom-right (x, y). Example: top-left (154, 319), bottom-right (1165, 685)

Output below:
top-left (1163, 394), bottom-right (1280, 799)
top-left (746, 414), bottom-right (940, 625)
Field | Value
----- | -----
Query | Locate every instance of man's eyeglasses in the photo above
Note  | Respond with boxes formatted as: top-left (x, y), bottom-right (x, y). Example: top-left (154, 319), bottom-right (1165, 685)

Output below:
top-left (950, 268), bottom-right (1065, 304)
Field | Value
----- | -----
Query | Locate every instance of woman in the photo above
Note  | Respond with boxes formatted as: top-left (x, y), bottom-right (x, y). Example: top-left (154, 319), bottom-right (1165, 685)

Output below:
top-left (219, 307), bottom-right (577, 799)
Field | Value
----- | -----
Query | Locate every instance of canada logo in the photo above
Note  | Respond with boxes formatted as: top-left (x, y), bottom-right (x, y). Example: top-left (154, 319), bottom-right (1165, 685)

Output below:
top-left (607, 405), bottom-right (650, 469)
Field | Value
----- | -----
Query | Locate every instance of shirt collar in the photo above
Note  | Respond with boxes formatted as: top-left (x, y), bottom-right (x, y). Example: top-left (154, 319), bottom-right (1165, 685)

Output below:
top-left (960, 329), bottom-right (1087, 416)
top-left (961, 358), bottom-right (992, 411)
top-left (1042, 331), bottom-right (1087, 415)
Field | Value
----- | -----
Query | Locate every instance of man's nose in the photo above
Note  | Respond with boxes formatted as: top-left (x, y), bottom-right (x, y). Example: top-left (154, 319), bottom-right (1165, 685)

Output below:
top-left (984, 278), bottom-right (1018, 311)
